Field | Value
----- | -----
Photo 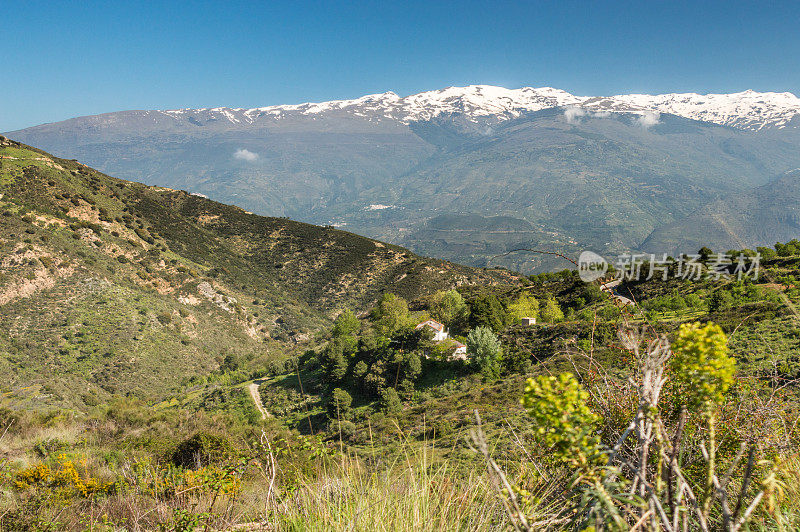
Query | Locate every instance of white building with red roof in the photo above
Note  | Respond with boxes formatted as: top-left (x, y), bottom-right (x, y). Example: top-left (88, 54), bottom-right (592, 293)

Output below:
top-left (451, 341), bottom-right (467, 360)
top-left (416, 319), bottom-right (469, 360)
top-left (415, 319), bottom-right (449, 342)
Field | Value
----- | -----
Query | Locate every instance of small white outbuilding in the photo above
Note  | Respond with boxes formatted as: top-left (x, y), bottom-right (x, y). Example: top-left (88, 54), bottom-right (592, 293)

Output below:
top-left (451, 342), bottom-right (467, 360)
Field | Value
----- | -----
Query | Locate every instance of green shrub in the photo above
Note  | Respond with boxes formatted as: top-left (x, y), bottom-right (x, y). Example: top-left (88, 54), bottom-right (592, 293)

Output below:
top-left (521, 373), bottom-right (603, 470)
top-left (379, 388), bottom-right (402, 414)
top-left (371, 293), bottom-right (415, 336)
top-left (466, 326), bottom-right (502, 379)
top-left (332, 309), bottom-right (360, 338)
top-left (171, 431), bottom-right (236, 469)
top-left (326, 388), bottom-right (352, 420)
top-left (468, 294), bottom-right (507, 332)
top-left (506, 293), bottom-right (539, 322)
top-left (670, 321), bottom-right (735, 410)
top-left (332, 419), bottom-right (356, 440)
top-left (539, 297), bottom-right (564, 323)
top-left (427, 289), bottom-right (469, 327)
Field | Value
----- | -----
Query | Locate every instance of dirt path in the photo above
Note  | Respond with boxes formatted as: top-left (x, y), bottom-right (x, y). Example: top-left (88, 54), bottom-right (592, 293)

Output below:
top-left (601, 279), bottom-right (635, 307)
top-left (247, 380), bottom-right (271, 420)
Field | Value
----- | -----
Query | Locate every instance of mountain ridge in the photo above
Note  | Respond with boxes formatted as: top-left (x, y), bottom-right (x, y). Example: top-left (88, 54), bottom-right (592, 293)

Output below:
top-left (9, 85), bottom-right (800, 134)
top-left (143, 85), bottom-right (800, 131)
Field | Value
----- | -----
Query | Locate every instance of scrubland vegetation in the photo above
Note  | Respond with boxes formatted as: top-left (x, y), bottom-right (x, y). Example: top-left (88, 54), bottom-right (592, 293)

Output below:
top-left (4, 242), bottom-right (800, 530)
top-left (3, 140), bottom-right (800, 530)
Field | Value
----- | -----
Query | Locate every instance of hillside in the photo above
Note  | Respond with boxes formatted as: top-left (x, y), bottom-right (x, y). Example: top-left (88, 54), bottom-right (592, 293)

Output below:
top-left (8, 86), bottom-right (800, 272)
top-left (0, 136), bottom-right (519, 410)
top-left (392, 111), bottom-right (800, 268)
top-left (642, 168), bottom-right (800, 253)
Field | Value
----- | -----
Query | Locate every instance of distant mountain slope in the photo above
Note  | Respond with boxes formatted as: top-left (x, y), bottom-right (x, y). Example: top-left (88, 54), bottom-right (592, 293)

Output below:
top-left (641, 169), bottom-right (800, 254)
top-left (0, 136), bottom-right (518, 409)
top-left (8, 85), bottom-right (800, 271)
top-left (8, 113), bottom-right (436, 219)
top-left (384, 111), bottom-right (800, 270)
top-left (396, 110), bottom-right (800, 228)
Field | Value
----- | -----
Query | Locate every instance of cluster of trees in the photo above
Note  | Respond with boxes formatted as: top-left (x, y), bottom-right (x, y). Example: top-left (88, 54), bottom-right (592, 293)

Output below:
top-left (425, 286), bottom-right (587, 333)
top-left (425, 289), bottom-right (469, 327)
top-left (641, 282), bottom-right (775, 316)
top-left (527, 269), bottom-right (576, 284)
top-left (319, 300), bottom-right (422, 397)
top-left (315, 296), bottom-right (432, 421)
top-left (641, 290), bottom-right (705, 314)
top-left (708, 281), bottom-right (775, 312)
top-left (467, 292), bottom-right (566, 332)
top-left (313, 283), bottom-right (619, 422)
top-left (315, 291), bottom-right (510, 421)
top-left (704, 241), bottom-right (800, 262)
top-left (468, 283), bottom-right (609, 331)
top-left (765, 239), bottom-right (800, 258)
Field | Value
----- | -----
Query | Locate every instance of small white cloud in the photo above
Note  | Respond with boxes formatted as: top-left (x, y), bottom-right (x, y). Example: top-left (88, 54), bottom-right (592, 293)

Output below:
top-left (636, 111), bottom-right (661, 128)
top-left (233, 148), bottom-right (259, 162)
top-left (592, 110), bottom-right (612, 118)
top-left (564, 106), bottom-right (586, 123)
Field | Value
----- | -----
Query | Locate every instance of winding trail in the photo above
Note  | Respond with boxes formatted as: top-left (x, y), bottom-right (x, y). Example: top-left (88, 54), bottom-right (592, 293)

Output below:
top-left (600, 279), bottom-right (636, 307)
top-left (247, 380), bottom-right (271, 420)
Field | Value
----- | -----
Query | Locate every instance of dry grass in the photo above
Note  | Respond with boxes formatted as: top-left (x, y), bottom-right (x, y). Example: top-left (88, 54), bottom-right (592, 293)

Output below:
top-left (0, 415), bottom-right (563, 531)
top-left (263, 450), bottom-right (507, 531)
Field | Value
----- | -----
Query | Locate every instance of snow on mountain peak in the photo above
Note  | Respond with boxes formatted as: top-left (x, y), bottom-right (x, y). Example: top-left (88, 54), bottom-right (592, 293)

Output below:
top-left (602, 90), bottom-right (800, 130)
top-left (396, 85), bottom-right (582, 121)
top-left (160, 86), bottom-right (800, 130)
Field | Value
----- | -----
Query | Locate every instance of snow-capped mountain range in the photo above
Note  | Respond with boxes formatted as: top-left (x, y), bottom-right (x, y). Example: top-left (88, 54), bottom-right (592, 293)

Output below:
top-left (160, 85), bottom-right (800, 131)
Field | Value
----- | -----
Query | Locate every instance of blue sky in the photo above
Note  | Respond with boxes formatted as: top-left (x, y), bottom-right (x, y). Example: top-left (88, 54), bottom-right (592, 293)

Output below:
top-left (3, 0), bottom-right (799, 131)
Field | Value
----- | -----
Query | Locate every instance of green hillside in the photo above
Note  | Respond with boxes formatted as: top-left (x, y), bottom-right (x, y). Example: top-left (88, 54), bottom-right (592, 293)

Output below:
top-left (2, 136), bottom-right (800, 531)
top-left (0, 136), bottom-right (519, 410)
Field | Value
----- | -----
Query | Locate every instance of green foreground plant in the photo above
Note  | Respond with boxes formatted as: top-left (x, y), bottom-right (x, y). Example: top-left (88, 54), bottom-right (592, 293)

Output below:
top-left (476, 321), bottom-right (795, 531)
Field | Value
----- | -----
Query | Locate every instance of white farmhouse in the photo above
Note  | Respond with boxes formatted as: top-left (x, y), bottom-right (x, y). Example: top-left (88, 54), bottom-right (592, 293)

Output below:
top-left (416, 320), bottom-right (469, 360)
top-left (415, 319), bottom-right (449, 342)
